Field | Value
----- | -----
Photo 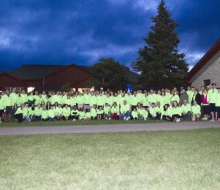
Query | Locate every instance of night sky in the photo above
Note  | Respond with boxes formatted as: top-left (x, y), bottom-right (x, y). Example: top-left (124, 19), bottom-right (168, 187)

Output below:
top-left (0, 0), bottom-right (219, 71)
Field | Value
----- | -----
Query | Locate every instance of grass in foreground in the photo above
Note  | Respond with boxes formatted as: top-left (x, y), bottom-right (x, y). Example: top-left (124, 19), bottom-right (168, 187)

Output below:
top-left (0, 129), bottom-right (220, 190)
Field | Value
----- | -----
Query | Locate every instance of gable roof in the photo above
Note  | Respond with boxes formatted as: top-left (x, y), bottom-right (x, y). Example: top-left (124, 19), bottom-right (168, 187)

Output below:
top-left (187, 39), bottom-right (220, 80)
top-left (8, 64), bottom-right (67, 80)
top-left (44, 63), bottom-right (92, 79)
top-left (0, 72), bottom-right (27, 86)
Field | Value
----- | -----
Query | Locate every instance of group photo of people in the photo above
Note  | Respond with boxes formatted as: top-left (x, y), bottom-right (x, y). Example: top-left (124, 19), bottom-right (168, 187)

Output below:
top-left (0, 83), bottom-right (220, 124)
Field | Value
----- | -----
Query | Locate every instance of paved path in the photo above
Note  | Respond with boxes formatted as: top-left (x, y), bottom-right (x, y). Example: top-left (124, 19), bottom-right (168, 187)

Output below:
top-left (0, 121), bottom-right (220, 136)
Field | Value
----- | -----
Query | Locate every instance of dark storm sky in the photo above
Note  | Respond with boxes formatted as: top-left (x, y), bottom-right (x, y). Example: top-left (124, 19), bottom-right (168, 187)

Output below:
top-left (0, 0), bottom-right (219, 71)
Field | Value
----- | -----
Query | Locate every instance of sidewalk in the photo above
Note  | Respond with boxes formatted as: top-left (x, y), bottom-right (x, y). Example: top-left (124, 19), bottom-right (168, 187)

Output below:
top-left (0, 121), bottom-right (219, 136)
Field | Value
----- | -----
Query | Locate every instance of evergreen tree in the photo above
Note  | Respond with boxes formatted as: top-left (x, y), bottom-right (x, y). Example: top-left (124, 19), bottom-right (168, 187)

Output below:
top-left (131, 0), bottom-right (188, 89)
top-left (87, 58), bottom-right (128, 91)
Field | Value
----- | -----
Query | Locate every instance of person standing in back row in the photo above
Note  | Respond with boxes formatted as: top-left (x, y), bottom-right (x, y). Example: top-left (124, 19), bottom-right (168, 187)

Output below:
top-left (208, 83), bottom-right (218, 122)
top-left (179, 88), bottom-right (188, 106)
top-left (201, 88), bottom-right (209, 120)
top-left (215, 88), bottom-right (220, 123)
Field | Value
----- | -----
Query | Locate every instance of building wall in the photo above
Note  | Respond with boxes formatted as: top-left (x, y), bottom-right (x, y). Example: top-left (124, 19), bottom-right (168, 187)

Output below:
top-left (44, 65), bottom-right (91, 87)
top-left (21, 79), bottom-right (42, 87)
top-left (0, 74), bottom-right (26, 91)
top-left (191, 50), bottom-right (220, 88)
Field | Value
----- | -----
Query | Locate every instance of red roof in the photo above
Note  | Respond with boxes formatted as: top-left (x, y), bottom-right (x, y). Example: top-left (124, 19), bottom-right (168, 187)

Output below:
top-left (187, 39), bottom-right (220, 80)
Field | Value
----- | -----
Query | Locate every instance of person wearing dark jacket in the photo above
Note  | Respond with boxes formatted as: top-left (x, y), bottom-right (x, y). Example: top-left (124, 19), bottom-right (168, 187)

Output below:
top-left (179, 88), bottom-right (188, 106)
top-left (195, 89), bottom-right (202, 106)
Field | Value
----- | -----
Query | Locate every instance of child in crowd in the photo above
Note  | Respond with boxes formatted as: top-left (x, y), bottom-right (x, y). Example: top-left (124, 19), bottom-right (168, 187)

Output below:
top-left (131, 108), bottom-right (138, 120)
top-left (149, 103), bottom-right (158, 120)
top-left (85, 109), bottom-right (91, 120)
top-left (48, 106), bottom-right (56, 122)
top-left (62, 104), bottom-right (70, 120)
top-left (104, 103), bottom-right (111, 120)
top-left (55, 104), bottom-right (63, 121)
top-left (41, 107), bottom-right (48, 121)
top-left (71, 105), bottom-right (79, 121)
top-left (97, 106), bottom-right (103, 120)
top-left (163, 104), bottom-right (172, 121)
top-left (142, 107), bottom-right (148, 120)
top-left (170, 101), bottom-right (181, 122)
top-left (191, 100), bottom-right (201, 121)
top-left (34, 104), bottom-right (42, 122)
top-left (78, 108), bottom-right (85, 120)
top-left (23, 104), bottom-right (31, 122)
top-left (111, 102), bottom-right (119, 120)
top-left (14, 104), bottom-right (25, 123)
top-left (28, 104), bottom-right (35, 121)
top-left (90, 104), bottom-right (97, 120)
top-left (137, 106), bottom-right (145, 120)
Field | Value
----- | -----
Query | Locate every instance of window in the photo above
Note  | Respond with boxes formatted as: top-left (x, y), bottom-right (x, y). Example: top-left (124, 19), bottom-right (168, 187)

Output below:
top-left (6, 87), bottom-right (25, 93)
top-left (204, 79), bottom-right (211, 87)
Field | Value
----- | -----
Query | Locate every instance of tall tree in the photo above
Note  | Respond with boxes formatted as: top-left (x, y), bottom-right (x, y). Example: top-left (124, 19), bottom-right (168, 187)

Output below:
top-left (87, 58), bottom-right (128, 91)
top-left (131, 0), bottom-right (188, 88)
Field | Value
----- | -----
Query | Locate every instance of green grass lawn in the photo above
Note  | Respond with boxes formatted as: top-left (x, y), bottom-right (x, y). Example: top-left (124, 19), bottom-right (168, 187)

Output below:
top-left (1, 129), bottom-right (220, 190)
top-left (0, 119), bottom-right (163, 127)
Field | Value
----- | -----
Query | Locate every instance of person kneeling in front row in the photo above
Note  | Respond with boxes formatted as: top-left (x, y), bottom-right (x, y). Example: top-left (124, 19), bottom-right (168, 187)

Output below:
top-left (191, 100), bottom-right (201, 121)
top-left (14, 104), bottom-right (25, 123)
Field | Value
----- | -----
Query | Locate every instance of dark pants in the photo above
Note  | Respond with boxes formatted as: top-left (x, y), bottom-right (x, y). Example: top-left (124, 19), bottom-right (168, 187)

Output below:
top-left (35, 116), bottom-right (41, 122)
top-left (72, 115), bottom-right (79, 120)
top-left (202, 105), bottom-right (209, 115)
top-left (14, 114), bottom-right (23, 123)
top-left (171, 114), bottom-right (181, 121)
top-left (91, 116), bottom-right (97, 120)
top-left (63, 116), bottom-right (70, 120)
top-left (11, 106), bottom-right (16, 119)
top-left (216, 107), bottom-right (220, 119)
top-left (182, 111), bottom-right (192, 121)
top-left (49, 117), bottom-right (55, 122)
top-left (149, 113), bottom-right (161, 120)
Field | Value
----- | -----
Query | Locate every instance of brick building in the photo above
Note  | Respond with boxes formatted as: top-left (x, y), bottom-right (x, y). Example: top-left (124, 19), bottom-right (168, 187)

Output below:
top-left (187, 39), bottom-right (220, 88)
top-left (0, 72), bottom-right (27, 92)
top-left (0, 63), bottom-right (139, 92)
top-left (1, 64), bottom-right (92, 92)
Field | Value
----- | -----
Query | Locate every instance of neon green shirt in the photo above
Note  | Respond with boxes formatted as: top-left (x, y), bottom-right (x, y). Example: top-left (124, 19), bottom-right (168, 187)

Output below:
top-left (131, 111), bottom-right (138, 118)
top-left (192, 105), bottom-right (201, 115)
top-left (34, 107), bottom-right (42, 116)
top-left (111, 106), bottom-right (119, 114)
top-left (48, 109), bottom-right (55, 118)
top-left (0, 99), bottom-right (5, 110)
top-left (90, 109), bottom-right (97, 117)
top-left (181, 104), bottom-right (191, 113)
top-left (15, 107), bottom-right (23, 115)
top-left (41, 110), bottom-right (48, 119)
top-left (62, 107), bottom-right (70, 117)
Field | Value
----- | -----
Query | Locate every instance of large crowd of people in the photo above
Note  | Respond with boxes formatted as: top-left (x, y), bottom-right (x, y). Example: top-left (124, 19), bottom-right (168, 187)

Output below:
top-left (0, 83), bottom-right (220, 124)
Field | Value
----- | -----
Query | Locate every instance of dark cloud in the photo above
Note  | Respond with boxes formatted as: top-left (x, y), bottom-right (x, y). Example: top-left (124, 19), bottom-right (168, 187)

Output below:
top-left (174, 0), bottom-right (220, 66)
top-left (0, 0), bottom-right (219, 71)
